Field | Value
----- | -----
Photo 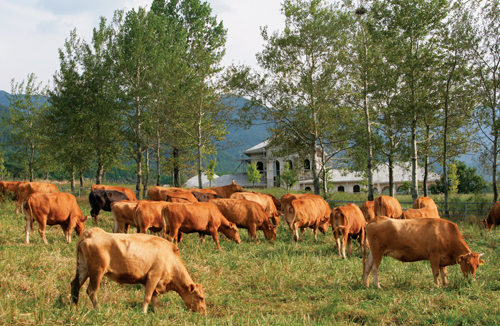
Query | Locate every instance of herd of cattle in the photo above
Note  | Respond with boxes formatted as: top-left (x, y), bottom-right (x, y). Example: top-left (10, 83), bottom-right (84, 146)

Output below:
top-left (0, 180), bottom-right (495, 314)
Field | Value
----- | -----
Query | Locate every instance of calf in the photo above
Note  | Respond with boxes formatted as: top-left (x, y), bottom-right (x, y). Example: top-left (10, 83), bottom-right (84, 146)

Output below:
top-left (361, 201), bottom-right (375, 222)
top-left (230, 192), bottom-right (281, 226)
top-left (0, 181), bottom-right (24, 201)
top-left (363, 216), bottom-right (485, 288)
top-left (209, 198), bottom-right (276, 242)
top-left (331, 203), bottom-right (366, 259)
top-left (374, 195), bottom-right (402, 219)
top-left (89, 190), bottom-right (129, 225)
top-left (162, 202), bottom-right (241, 250)
top-left (111, 201), bottom-right (139, 233)
top-left (71, 228), bottom-right (206, 314)
top-left (413, 196), bottom-right (438, 209)
top-left (483, 201), bottom-right (500, 230)
top-left (16, 182), bottom-right (58, 214)
top-left (135, 200), bottom-right (171, 236)
top-left (402, 207), bottom-right (440, 219)
top-left (23, 192), bottom-right (88, 244)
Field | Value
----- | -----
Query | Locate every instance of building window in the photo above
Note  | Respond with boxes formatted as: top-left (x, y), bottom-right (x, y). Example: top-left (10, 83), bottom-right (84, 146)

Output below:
top-left (256, 161), bottom-right (264, 172)
top-left (305, 187), bottom-right (312, 191)
top-left (338, 185), bottom-right (345, 192)
top-left (274, 161), bottom-right (280, 176)
top-left (353, 185), bottom-right (360, 193)
top-left (304, 159), bottom-right (310, 170)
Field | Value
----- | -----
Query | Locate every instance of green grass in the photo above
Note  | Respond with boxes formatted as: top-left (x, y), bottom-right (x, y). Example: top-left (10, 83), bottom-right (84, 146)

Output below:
top-left (1, 195), bottom-right (500, 325)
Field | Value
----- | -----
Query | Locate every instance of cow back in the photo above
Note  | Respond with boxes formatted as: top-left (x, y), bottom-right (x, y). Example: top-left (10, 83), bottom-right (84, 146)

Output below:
top-left (374, 195), bottom-right (402, 219)
top-left (413, 197), bottom-right (438, 210)
top-left (361, 201), bottom-right (375, 222)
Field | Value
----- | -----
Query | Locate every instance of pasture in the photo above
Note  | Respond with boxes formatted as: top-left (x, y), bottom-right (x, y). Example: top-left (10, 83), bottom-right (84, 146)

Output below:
top-left (1, 196), bottom-right (500, 325)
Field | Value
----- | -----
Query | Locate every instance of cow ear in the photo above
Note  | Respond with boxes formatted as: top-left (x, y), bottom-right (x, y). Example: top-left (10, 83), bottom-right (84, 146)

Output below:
top-left (479, 259), bottom-right (485, 266)
top-left (457, 255), bottom-right (466, 262)
top-left (189, 284), bottom-right (195, 293)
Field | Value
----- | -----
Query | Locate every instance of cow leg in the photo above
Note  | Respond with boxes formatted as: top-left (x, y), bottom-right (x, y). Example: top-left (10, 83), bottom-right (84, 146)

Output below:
top-left (429, 258), bottom-right (441, 287)
top-left (335, 236), bottom-right (342, 258)
top-left (248, 225), bottom-right (258, 243)
top-left (71, 265), bottom-right (89, 305)
top-left (167, 227), bottom-right (179, 244)
top-left (25, 215), bottom-right (33, 244)
top-left (346, 236), bottom-right (352, 256)
top-left (210, 228), bottom-right (222, 251)
top-left (38, 221), bottom-right (49, 245)
top-left (151, 292), bottom-right (159, 312)
top-left (143, 275), bottom-right (161, 313)
top-left (369, 252), bottom-right (383, 289)
top-left (124, 223), bottom-right (130, 234)
top-left (198, 233), bottom-right (205, 243)
top-left (292, 222), bottom-right (303, 242)
top-left (439, 266), bottom-right (448, 286)
top-left (87, 270), bottom-right (104, 309)
top-left (363, 252), bottom-right (374, 287)
top-left (61, 224), bottom-right (70, 243)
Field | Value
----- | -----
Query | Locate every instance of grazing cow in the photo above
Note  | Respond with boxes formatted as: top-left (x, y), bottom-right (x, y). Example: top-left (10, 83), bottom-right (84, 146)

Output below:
top-left (135, 200), bottom-right (171, 236)
top-left (281, 193), bottom-right (331, 236)
top-left (148, 186), bottom-right (186, 201)
top-left (162, 202), bottom-right (241, 250)
top-left (16, 182), bottom-right (59, 214)
top-left (253, 191), bottom-right (282, 212)
top-left (361, 201), bottom-right (375, 222)
top-left (0, 181), bottom-right (24, 201)
top-left (413, 196), bottom-right (438, 209)
top-left (285, 197), bottom-right (330, 242)
top-left (191, 191), bottom-right (223, 202)
top-left (363, 216), bottom-right (485, 288)
top-left (91, 185), bottom-right (137, 202)
top-left (195, 180), bottom-right (244, 198)
top-left (167, 191), bottom-right (198, 203)
top-left (230, 192), bottom-right (281, 226)
top-left (23, 192), bottom-right (88, 244)
top-left (111, 201), bottom-right (139, 233)
top-left (402, 207), bottom-right (440, 219)
top-left (209, 198), bottom-right (277, 242)
top-left (482, 201), bottom-right (500, 231)
top-left (89, 190), bottom-right (129, 225)
top-left (374, 195), bottom-right (403, 219)
top-left (331, 203), bottom-right (366, 259)
top-left (71, 228), bottom-right (206, 314)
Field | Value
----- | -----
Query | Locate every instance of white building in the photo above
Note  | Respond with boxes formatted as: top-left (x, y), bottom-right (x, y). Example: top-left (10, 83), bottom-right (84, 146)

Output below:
top-left (186, 140), bottom-right (440, 194)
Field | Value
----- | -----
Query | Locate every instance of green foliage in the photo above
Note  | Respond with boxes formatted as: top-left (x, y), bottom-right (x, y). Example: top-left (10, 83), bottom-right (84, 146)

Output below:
top-left (204, 158), bottom-right (217, 187)
top-left (281, 162), bottom-right (299, 190)
top-left (246, 162), bottom-right (261, 186)
top-left (449, 163), bottom-right (460, 195)
top-left (431, 161), bottom-right (487, 194)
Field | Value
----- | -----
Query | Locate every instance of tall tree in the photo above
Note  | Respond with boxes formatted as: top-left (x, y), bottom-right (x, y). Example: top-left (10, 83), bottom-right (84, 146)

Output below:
top-left (5, 73), bottom-right (49, 181)
top-left (471, 0), bottom-right (500, 202)
top-left (227, 0), bottom-right (350, 195)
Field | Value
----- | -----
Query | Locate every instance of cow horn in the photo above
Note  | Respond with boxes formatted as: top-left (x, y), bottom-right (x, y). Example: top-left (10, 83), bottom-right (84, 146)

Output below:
top-left (479, 253), bottom-right (484, 257)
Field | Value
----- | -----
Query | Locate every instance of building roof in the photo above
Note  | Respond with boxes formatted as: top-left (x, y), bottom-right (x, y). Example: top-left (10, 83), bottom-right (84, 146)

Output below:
top-left (242, 140), bottom-right (269, 155)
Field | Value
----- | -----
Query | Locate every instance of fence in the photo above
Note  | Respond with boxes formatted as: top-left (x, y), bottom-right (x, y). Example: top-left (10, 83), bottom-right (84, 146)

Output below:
top-left (327, 200), bottom-right (493, 222)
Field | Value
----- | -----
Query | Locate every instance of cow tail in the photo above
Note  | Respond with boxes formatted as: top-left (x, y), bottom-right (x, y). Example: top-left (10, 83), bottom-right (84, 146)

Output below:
top-left (362, 226), bottom-right (367, 281)
top-left (71, 237), bottom-right (84, 305)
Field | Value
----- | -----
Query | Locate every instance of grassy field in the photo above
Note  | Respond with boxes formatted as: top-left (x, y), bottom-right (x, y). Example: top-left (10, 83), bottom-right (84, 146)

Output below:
top-left (1, 193), bottom-right (500, 325)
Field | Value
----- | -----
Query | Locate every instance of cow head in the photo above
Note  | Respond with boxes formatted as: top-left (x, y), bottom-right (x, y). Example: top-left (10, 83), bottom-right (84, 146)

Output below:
top-left (230, 180), bottom-right (244, 193)
top-left (457, 252), bottom-right (485, 278)
top-left (263, 224), bottom-right (277, 241)
top-left (271, 214), bottom-right (280, 227)
top-left (183, 283), bottom-right (206, 314)
top-left (221, 222), bottom-right (241, 244)
top-left (481, 218), bottom-right (492, 230)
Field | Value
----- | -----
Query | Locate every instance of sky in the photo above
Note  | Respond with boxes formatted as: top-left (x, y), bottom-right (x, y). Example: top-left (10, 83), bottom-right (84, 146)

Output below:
top-left (0, 0), bottom-right (286, 92)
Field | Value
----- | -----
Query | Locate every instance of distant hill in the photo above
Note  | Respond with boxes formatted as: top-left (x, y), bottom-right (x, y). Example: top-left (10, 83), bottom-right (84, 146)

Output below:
top-left (0, 91), bottom-right (10, 107)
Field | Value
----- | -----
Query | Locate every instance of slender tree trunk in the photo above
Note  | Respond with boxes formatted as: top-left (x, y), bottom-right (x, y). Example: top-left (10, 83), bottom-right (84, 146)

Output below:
top-left (197, 99), bottom-right (203, 189)
top-left (135, 95), bottom-right (142, 200)
top-left (173, 146), bottom-right (181, 187)
top-left (71, 169), bottom-right (75, 192)
top-left (411, 116), bottom-right (419, 201)
top-left (29, 141), bottom-right (35, 182)
top-left (423, 125), bottom-right (430, 197)
top-left (143, 148), bottom-right (150, 199)
top-left (493, 122), bottom-right (498, 203)
top-left (156, 130), bottom-right (161, 186)
top-left (79, 171), bottom-right (84, 188)
top-left (321, 147), bottom-right (328, 194)
top-left (389, 156), bottom-right (394, 197)
top-left (444, 101), bottom-right (449, 217)
top-left (311, 142), bottom-right (320, 196)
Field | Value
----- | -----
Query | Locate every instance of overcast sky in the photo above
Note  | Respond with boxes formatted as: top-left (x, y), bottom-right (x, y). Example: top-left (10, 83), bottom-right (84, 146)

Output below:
top-left (0, 0), bottom-right (285, 92)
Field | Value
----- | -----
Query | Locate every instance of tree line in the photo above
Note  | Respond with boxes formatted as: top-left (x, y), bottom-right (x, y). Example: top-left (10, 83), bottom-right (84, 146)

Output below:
top-left (2, 0), bottom-right (500, 208)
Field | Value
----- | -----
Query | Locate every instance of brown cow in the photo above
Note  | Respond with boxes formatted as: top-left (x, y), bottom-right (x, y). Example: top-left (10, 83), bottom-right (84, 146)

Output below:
top-left (91, 184), bottom-right (138, 202)
top-left (111, 201), bottom-right (139, 233)
top-left (148, 186), bottom-right (186, 201)
top-left (374, 195), bottom-right (402, 219)
top-left (162, 202), bottom-right (241, 250)
top-left (253, 191), bottom-right (282, 212)
top-left (191, 191), bottom-right (224, 202)
top-left (230, 192), bottom-right (281, 226)
top-left (135, 200), bottom-right (171, 236)
top-left (331, 203), bottom-right (366, 259)
top-left (402, 207), bottom-right (440, 219)
top-left (361, 201), bottom-right (375, 222)
top-left (281, 193), bottom-right (331, 236)
top-left (285, 197), bottom-right (329, 242)
top-left (482, 201), bottom-right (500, 230)
top-left (23, 192), bottom-right (88, 244)
top-left (209, 198), bottom-right (276, 242)
top-left (413, 196), bottom-right (438, 209)
top-left (167, 191), bottom-right (198, 203)
top-left (363, 216), bottom-right (485, 288)
top-left (0, 181), bottom-right (24, 201)
top-left (16, 182), bottom-right (59, 214)
top-left (71, 228), bottom-right (206, 314)
top-left (197, 180), bottom-right (244, 198)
